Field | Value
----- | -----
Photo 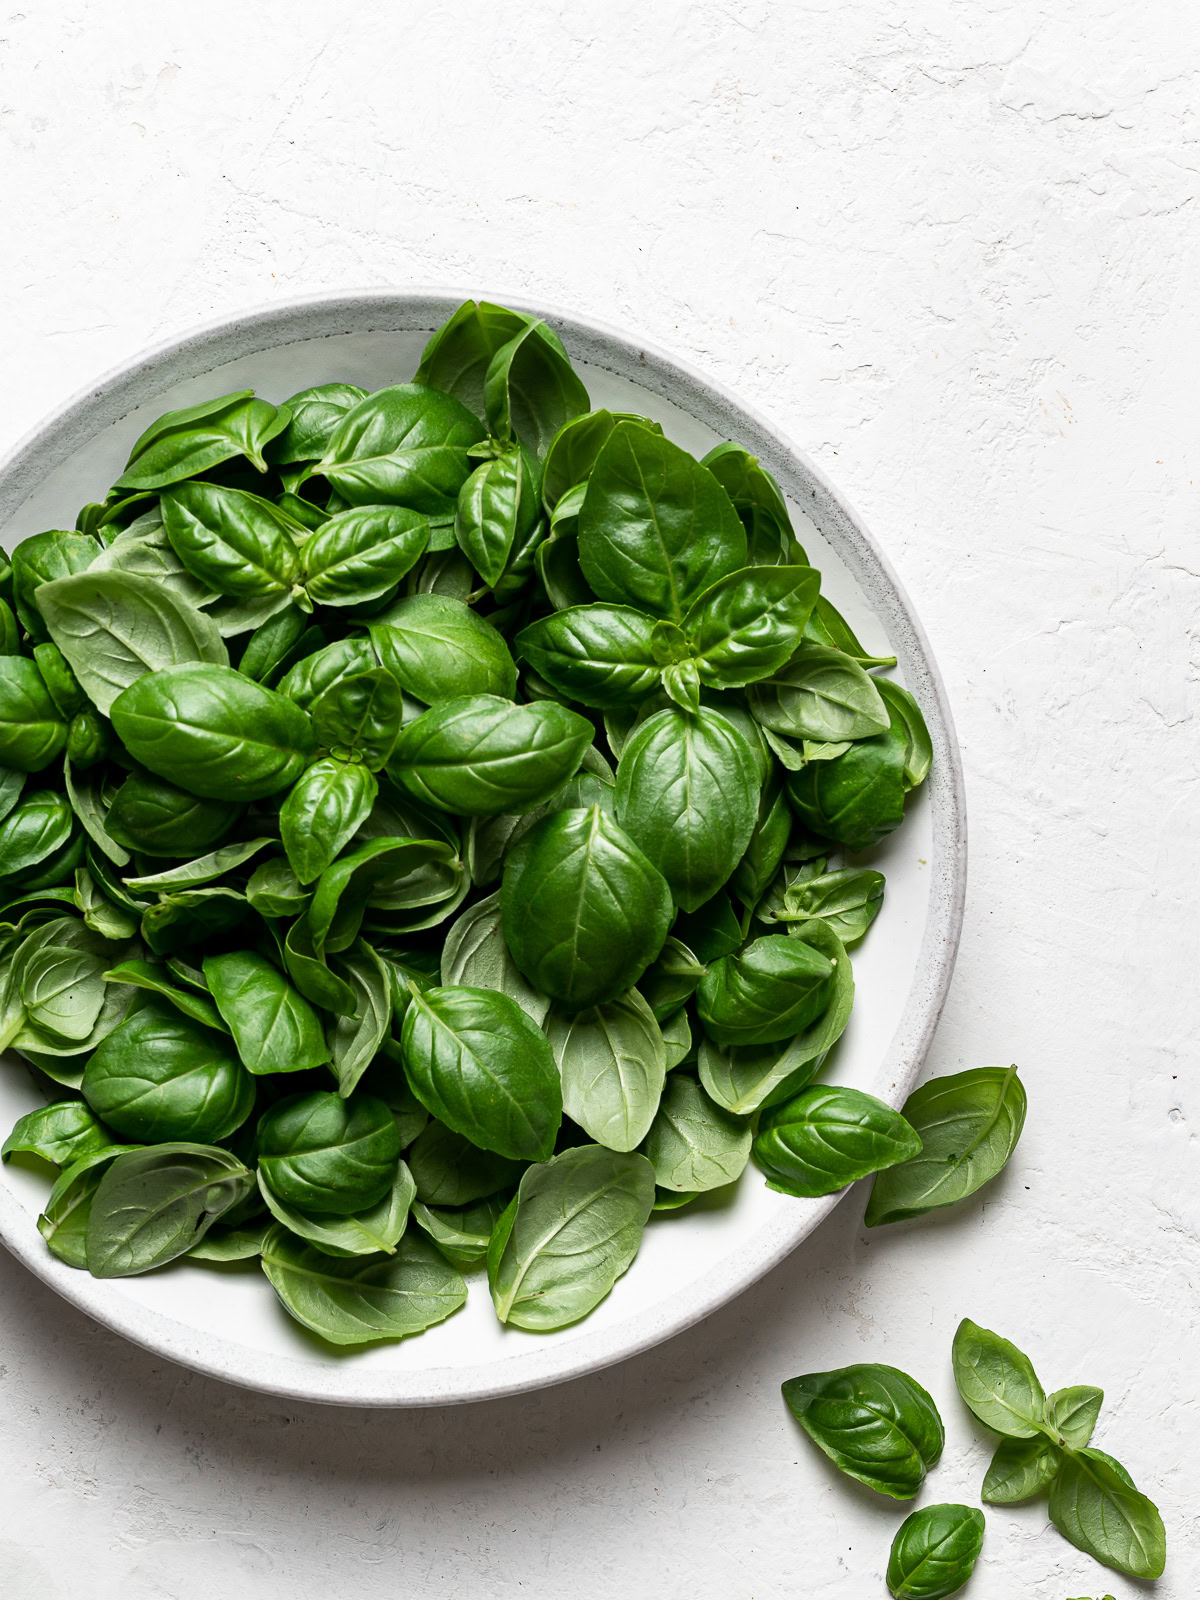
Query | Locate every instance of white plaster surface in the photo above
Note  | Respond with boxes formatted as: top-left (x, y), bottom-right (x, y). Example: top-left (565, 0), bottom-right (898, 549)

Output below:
top-left (0, 2), bottom-right (1196, 1595)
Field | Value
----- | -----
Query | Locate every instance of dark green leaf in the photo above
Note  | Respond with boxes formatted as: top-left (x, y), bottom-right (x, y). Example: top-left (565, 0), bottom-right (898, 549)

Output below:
top-left (311, 670), bottom-right (404, 770)
top-left (317, 383), bottom-right (485, 514)
top-left (161, 482), bottom-right (302, 600)
top-left (115, 391), bottom-right (288, 489)
top-left (685, 566), bottom-right (819, 687)
top-left (483, 319), bottom-right (590, 457)
top-left (886, 1504), bottom-right (985, 1599)
top-left (2, 1099), bottom-right (110, 1167)
top-left (0, 656), bottom-right (68, 771)
top-left (753, 1084), bottom-right (922, 1197)
top-left (280, 758), bottom-right (377, 884)
top-left (370, 593), bottom-right (517, 703)
top-left (267, 382), bottom-right (368, 465)
top-left (256, 1089), bottom-right (401, 1215)
top-left (107, 770), bottom-right (242, 857)
top-left (82, 1006), bottom-right (254, 1143)
top-left (515, 604), bottom-right (662, 709)
top-left (407, 1118), bottom-right (524, 1206)
top-left (782, 1363), bottom-right (944, 1499)
top-left (456, 446), bottom-right (541, 586)
top-left (698, 932), bottom-right (835, 1048)
top-left (302, 504), bottom-right (429, 606)
top-left (204, 950), bottom-right (329, 1075)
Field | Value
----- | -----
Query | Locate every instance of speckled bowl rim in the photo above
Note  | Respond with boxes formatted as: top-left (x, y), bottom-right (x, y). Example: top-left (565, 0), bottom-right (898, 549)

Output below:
top-left (0, 290), bottom-right (966, 1406)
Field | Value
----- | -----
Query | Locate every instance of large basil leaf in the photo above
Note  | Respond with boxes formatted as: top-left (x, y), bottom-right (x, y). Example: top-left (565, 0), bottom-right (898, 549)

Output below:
top-left (440, 891), bottom-right (549, 1024)
top-left (785, 709), bottom-right (909, 851)
top-left (302, 505), bottom-right (429, 606)
top-left (614, 706), bottom-right (760, 912)
top-left (487, 1145), bottom-right (655, 1329)
top-left (501, 806), bottom-right (673, 1008)
top-left (753, 1084), bottom-right (922, 1198)
top-left (483, 320), bottom-right (589, 458)
top-left (407, 1119), bottom-right (524, 1206)
top-left (684, 566), bottom-right (819, 688)
top-left (257, 1161), bottom-right (414, 1257)
top-left (86, 1142), bottom-right (255, 1277)
top-left (641, 1073), bottom-right (750, 1191)
top-left (256, 1089), bottom-right (401, 1215)
top-left (20, 938), bottom-right (108, 1043)
top-left (885, 1504), bottom-right (985, 1599)
top-left (0, 657), bottom-right (69, 771)
top-left (36, 1144), bottom-right (141, 1266)
top-left (161, 482), bottom-right (303, 600)
top-left (260, 1224), bottom-right (467, 1346)
top-left (114, 391), bottom-right (289, 489)
top-left (455, 446), bottom-right (542, 586)
top-left (279, 758), bottom-right (377, 885)
top-left (111, 665), bottom-right (315, 801)
top-left (1047, 1448), bottom-right (1166, 1579)
top-left (267, 382), bottom-right (369, 465)
top-left (544, 987), bottom-right (666, 1152)
top-left (12, 530), bottom-right (99, 641)
top-left (2, 1099), bottom-right (111, 1167)
top-left (413, 299), bottom-right (531, 418)
top-left (0, 790), bottom-right (73, 880)
top-left (82, 1006), bottom-right (254, 1143)
top-left (203, 950), bottom-right (329, 1075)
top-left (401, 984), bottom-right (561, 1161)
top-left (515, 604), bottom-right (661, 709)
top-left (311, 670), bottom-right (404, 770)
top-left (865, 1065), bottom-right (1027, 1227)
top-left (749, 642), bottom-right (889, 742)
top-left (541, 410), bottom-right (661, 512)
top-left (782, 1363), bottom-right (944, 1500)
top-left (369, 595), bottom-right (517, 703)
top-left (316, 383), bottom-right (485, 513)
top-left (107, 770), bottom-right (242, 858)
top-left (578, 423), bottom-right (747, 620)
top-left (389, 695), bottom-right (592, 816)
top-left (697, 931), bottom-right (835, 1048)
top-left (950, 1319), bottom-right (1047, 1439)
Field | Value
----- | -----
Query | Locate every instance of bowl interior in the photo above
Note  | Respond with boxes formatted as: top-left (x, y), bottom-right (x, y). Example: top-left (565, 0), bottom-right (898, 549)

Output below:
top-left (0, 299), bottom-right (962, 1405)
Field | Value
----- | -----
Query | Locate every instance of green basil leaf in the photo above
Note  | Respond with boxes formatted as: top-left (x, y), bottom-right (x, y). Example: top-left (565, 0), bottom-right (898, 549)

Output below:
top-left (951, 1318), bottom-right (1047, 1439)
top-left (637, 935), bottom-right (706, 1023)
top-left (728, 770), bottom-right (791, 912)
top-left (115, 391), bottom-right (288, 489)
top-left (698, 932), bottom-right (835, 1048)
top-left (85, 1141), bottom-right (255, 1277)
top-left (1048, 1385), bottom-right (1104, 1449)
top-left (282, 917), bottom-right (357, 1015)
top-left (886, 1504), bottom-right (985, 1599)
top-left (2, 1099), bottom-right (110, 1167)
top-left (0, 656), bottom-right (68, 771)
top-left (257, 1089), bottom-right (401, 1214)
top-left (369, 594), bottom-right (517, 703)
top-left (483, 320), bottom-right (590, 458)
top-left (140, 886), bottom-right (247, 957)
top-left (82, 1006), bottom-right (254, 1143)
top-left (684, 566), bottom-right (819, 688)
top-left (544, 987), bottom-right (666, 1152)
top-left (753, 1084), bottom-right (922, 1198)
top-left (203, 949), bottom-right (329, 1075)
top-left (414, 299), bottom-right (532, 419)
top-left (311, 670), bottom-right (403, 770)
top-left (784, 706), bottom-right (909, 851)
top-left (246, 856), bottom-right (309, 919)
top-left (865, 1065), bottom-right (1027, 1227)
top-left (1048, 1450), bottom-right (1166, 1579)
top-left (407, 1119), bottom-right (524, 1206)
top-left (409, 1193), bottom-right (504, 1270)
top-left (536, 527), bottom-right (593, 612)
top-left (390, 694), bottom-right (592, 816)
top-left (440, 890), bottom-right (549, 1024)
top-left (89, 522), bottom-right (218, 611)
top-left (277, 635), bottom-right (378, 710)
top-left (317, 383), bottom-right (485, 514)
top-left (455, 446), bottom-right (542, 586)
top-left (187, 1218), bottom-right (272, 1263)
top-left (124, 835), bottom-right (274, 892)
top-left (20, 939), bottom-right (108, 1042)
top-left (541, 410), bottom-right (661, 512)
top-left (0, 767), bottom-right (26, 827)
top-left (401, 983), bottom-right (561, 1162)
top-left (672, 891), bottom-right (744, 964)
top-left (488, 1145), bottom-right (655, 1330)
top-left (280, 758), bottom-right (377, 885)
top-left (36, 1144), bottom-right (142, 1266)
top-left (614, 706), bottom-right (760, 912)
top-left (782, 1363), bottom-right (945, 1499)
top-left (878, 678), bottom-right (933, 790)
top-left (578, 423), bottom-right (747, 620)
top-left (260, 1223), bottom-right (466, 1346)
top-left (748, 642), bottom-right (889, 742)
top-left (257, 1161), bottom-right (414, 1257)
top-left (161, 481), bottom-right (303, 600)
top-left (776, 866), bottom-right (885, 947)
top-left (111, 665), bottom-right (316, 801)
top-left (327, 940), bottom-right (393, 1095)
top-left (501, 806), bottom-right (673, 1009)
top-left (804, 593), bottom-right (896, 668)
top-left (267, 383), bottom-right (369, 465)
top-left (302, 504), bottom-right (429, 606)
top-left (107, 770), bottom-right (242, 857)
top-left (11, 530), bottom-right (99, 642)
top-left (515, 604), bottom-right (661, 710)
top-left (33, 641), bottom-right (84, 718)
top-left (0, 791), bottom-right (73, 881)
top-left (61, 761), bottom-right (126, 867)
top-left (237, 603), bottom-right (314, 684)
top-left (981, 1435), bottom-right (1062, 1504)
top-left (641, 1073), bottom-right (750, 1191)
top-left (700, 442), bottom-right (801, 559)
top-left (102, 958), bottom-right (227, 1032)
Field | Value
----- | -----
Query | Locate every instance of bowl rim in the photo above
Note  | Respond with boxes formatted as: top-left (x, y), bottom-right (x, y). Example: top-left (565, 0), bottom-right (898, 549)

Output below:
top-left (0, 288), bottom-right (967, 1406)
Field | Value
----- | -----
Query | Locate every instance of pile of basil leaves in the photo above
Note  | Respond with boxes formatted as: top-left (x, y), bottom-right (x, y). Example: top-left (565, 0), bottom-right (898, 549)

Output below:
top-left (0, 300), bottom-right (932, 1348)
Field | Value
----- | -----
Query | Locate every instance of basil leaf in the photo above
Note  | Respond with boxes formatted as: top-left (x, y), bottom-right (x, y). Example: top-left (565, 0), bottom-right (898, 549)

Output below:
top-left (267, 382), bottom-right (368, 465)
top-left (370, 595), bottom-right (517, 703)
top-left (327, 940), bottom-right (393, 1095)
top-left (541, 410), bottom-right (661, 512)
top-left (203, 950), bottom-right (329, 1076)
top-left (456, 446), bottom-right (542, 586)
top-left (951, 1318), bottom-right (1047, 1439)
top-left (161, 481), bottom-right (302, 600)
top-left (257, 1161), bottom-right (414, 1257)
top-left (277, 635), bottom-right (378, 710)
top-left (188, 1219), bottom-right (272, 1263)
top-left (247, 856), bottom-right (310, 919)
top-left (260, 1224), bottom-right (466, 1346)
top-left (753, 1084), bottom-right (922, 1198)
top-left (21, 939), bottom-right (108, 1043)
top-left (89, 522), bottom-right (218, 611)
top-left (684, 566), bottom-right (819, 688)
top-left (483, 319), bottom-right (590, 458)
top-left (440, 890), bottom-right (549, 1024)
top-left (82, 1006), bottom-right (255, 1143)
top-left (782, 1363), bottom-right (945, 1499)
top-left (878, 678), bottom-right (933, 789)
top-left (0, 790), bottom-right (73, 881)
top-left (401, 984), bottom-right (561, 1162)
top-left (107, 771), bottom-right (242, 858)
top-left (784, 706), bottom-right (909, 851)
top-left (641, 1073), bottom-right (750, 1192)
top-left (639, 936), bottom-right (706, 1023)
top-left (886, 1504), bottom-right (985, 1599)
top-left (311, 670), bottom-right (404, 771)
top-left (701, 442), bottom-right (802, 563)
top-left (2, 1099), bottom-right (111, 1168)
top-left (982, 1435), bottom-right (1062, 1504)
top-left (1048, 1449), bottom-right (1166, 1579)
top-left (141, 886), bottom-right (248, 957)
top-left (102, 958), bottom-right (227, 1032)
top-left (748, 642), bottom-right (889, 742)
top-left (257, 1090), bottom-right (401, 1215)
top-left (614, 706), bottom-right (760, 912)
top-left (544, 987), bottom-right (666, 1152)
top-left (410, 1194), bottom-right (504, 1270)
top-left (804, 592), bottom-right (896, 669)
top-left (0, 656), bottom-right (68, 771)
top-left (390, 694), bottom-right (592, 816)
top-left (775, 867), bottom-right (885, 947)
top-left (11, 530), bottom-right (99, 641)
top-left (487, 1145), bottom-right (655, 1330)
top-left (515, 604), bottom-right (662, 709)
top-left (283, 917), bottom-right (357, 1015)
top-left (414, 299), bottom-right (531, 418)
top-left (728, 770), bottom-right (791, 912)
top-left (501, 806), bottom-right (673, 1009)
top-left (536, 526), bottom-right (593, 612)
top-left (111, 665), bottom-right (316, 801)
top-left (84, 1141), bottom-right (254, 1277)
top-left (123, 835), bottom-right (274, 892)
top-left (36, 1144), bottom-right (141, 1267)
top-left (865, 1065), bottom-right (1027, 1227)
top-left (698, 932), bottom-right (835, 1048)
top-left (302, 504), bottom-right (429, 606)
top-left (578, 423), bottom-right (747, 620)
top-left (407, 1119), bottom-right (524, 1206)
top-left (115, 391), bottom-right (289, 489)
top-left (280, 758), bottom-right (377, 884)
top-left (317, 383), bottom-right (485, 513)
top-left (1048, 1385), bottom-right (1104, 1449)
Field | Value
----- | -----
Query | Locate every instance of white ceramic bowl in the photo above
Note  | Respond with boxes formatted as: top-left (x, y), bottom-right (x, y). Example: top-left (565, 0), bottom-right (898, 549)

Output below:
top-left (0, 292), bottom-right (965, 1406)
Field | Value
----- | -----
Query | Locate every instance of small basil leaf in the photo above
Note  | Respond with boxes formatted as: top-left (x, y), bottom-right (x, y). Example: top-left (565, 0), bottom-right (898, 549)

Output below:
top-left (317, 383), bottom-right (485, 514)
top-left (951, 1318), bottom-right (1047, 1439)
top-left (455, 446), bottom-right (542, 586)
top-left (409, 1194), bottom-right (504, 1270)
top-left (684, 566), bottom-right (820, 687)
top-left (11, 530), bottom-right (99, 642)
top-left (141, 887), bottom-right (248, 957)
top-left (728, 770), bottom-right (791, 912)
top-left (84, 1142), bottom-right (255, 1277)
top-left (700, 442), bottom-right (802, 563)
top-left (277, 635), bottom-right (378, 710)
top-left (0, 657), bottom-right (68, 771)
top-left (267, 383), bottom-right (369, 465)
top-left (804, 592), bottom-right (897, 668)
top-left (102, 959), bottom-right (227, 1032)
top-left (483, 320), bottom-right (590, 458)
top-left (672, 892), bottom-right (744, 964)
top-left (981, 1435), bottom-right (1062, 1504)
top-left (256, 1090), bottom-right (401, 1215)
top-left (544, 987), bottom-right (666, 1152)
top-left (776, 867), bottom-right (885, 947)
top-left (302, 504), bottom-right (429, 606)
top-left (280, 758), bottom-right (377, 885)
top-left (203, 950), bottom-right (329, 1076)
top-left (782, 1363), bottom-right (945, 1499)
top-left (0, 791), bottom-right (73, 881)
top-left (2, 1099), bottom-right (111, 1167)
top-left (698, 932), bottom-right (835, 1048)
top-left (413, 299), bottom-right (532, 419)
top-left (115, 391), bottom-right (288, 489)
top-left (878, 678), bottom-right (933, 790)
top-left (1047, 1448), bottom-right (1166, 1579)
top-left (641, 1074), bottom-right (750, 1192)
top-left (20, 940), bottom-right (108, 1043)
top-left (753, 1084), bottom-right (922, 1198)
top-left (123, 836), bottom-right (274, 892)
top-left (886, 1504), bottom-right (985, 1599)
top-left (1048, 1385), bottom-right (1104, 1450)
top-left (311, 670), bottom-right (404, 770)
top-left (541, 410), bottom-right (661, 512)
top-left (784, 705), bottom-right (909, 851)
top-left (370, 594), bottom-right (517, 703)
top-left (407, 1119), bottom-right (524, 1207)
top-left (257, 1161), bottom-right (414, 1257)
top-left (187, 1219), bottom-right (272, 1263)
top-left (327, 940), bottom-right (393, 1095)
top-left (515, 604), bottom-right (661, 709)
top-left (440, 891), bottom-right (549, 1024)
top-left (487, 1145), bottom-right (655, 1330)
top-left (660, 658), bottom-right (701, 714)
top-left (246, 856), bottom-right (310, 919)
top-left (107, 770), bottom-right (242, 858)
top-left (36, 1145), bottom-right (142, 1267)
top-left (161, 482), bottom-right (303, 600)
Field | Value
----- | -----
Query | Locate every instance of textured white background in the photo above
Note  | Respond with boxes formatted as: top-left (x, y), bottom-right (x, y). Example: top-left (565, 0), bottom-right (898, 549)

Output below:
top-left (1, 2), bottom-right (1197, 1596)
